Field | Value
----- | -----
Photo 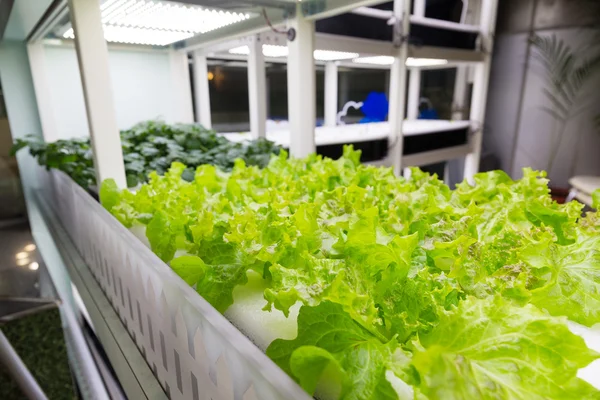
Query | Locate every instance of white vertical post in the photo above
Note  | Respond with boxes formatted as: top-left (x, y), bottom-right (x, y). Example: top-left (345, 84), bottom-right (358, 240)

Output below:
top-left (414, 0), bottom-right (426, 17)
top-left (463, 0), bottom-right (499, 183)
top-left (407, 68), bottom-right (421, 120)
top-left (67, 0), bottom-right (126, 188)
top-left (247, 35), bottom-right (267, 138)
top-left (287, 3), bottom-right (316, 158)
top-left (192, 51), bottom-right (212, 129)
top-left (169, 50), bottom-right (194, 124)
top-left (388, 0), bottom-right (411, 175)
top-left (324, 61), bottom-right (338, 127)
top-left (27, 43), bottom-right (58, 142)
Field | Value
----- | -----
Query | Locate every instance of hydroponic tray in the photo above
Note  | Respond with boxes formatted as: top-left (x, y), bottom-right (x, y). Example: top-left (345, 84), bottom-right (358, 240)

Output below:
top-left (222, 120), bottom-right (470, 145)
top-left (35, 162), bottom-right (600, 400)
top-left (36, 166), bottom-right (310, 400)
top-left (222, 120), bottom-right (471, 162)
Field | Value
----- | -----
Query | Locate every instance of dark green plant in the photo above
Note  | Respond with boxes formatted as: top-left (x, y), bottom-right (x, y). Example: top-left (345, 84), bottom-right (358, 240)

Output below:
top-left (11, 121), bottom-right (282, 188)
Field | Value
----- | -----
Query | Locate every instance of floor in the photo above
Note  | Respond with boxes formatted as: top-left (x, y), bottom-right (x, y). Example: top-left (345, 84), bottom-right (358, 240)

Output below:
top-left (0, 221), bottom-right (43, 300)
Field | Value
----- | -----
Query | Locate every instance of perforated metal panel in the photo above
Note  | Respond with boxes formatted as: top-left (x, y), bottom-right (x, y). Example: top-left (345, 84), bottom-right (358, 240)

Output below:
top-left (43, 169), bottom-right (309, 400)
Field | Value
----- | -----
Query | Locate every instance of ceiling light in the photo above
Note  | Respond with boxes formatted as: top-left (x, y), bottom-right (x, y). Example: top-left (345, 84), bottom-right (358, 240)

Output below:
top-left (24, 244), bottom-right (36, 252)
top-left (313, 50), bottom-right (359, 61)
top-left (228, 44), bottom-right (288, 57)
top-left (228, 45), bottom-right (250, 55)
top-left (352, 56), bottom-right (395, 65)
top-left (16, 252), bottom-right (28, 260)
top-left (262, 44), bottom-right (288, 58)
top-left (29, 262), bottom-right (39, 271)
top-left (229, 46), bottom-right (358, 61)
top-left (63, 0), bottom-right (252, 46)
top-left (406, 57), bottom-right (448, 67)
top-left (351, 56), bottom-right (449, 67)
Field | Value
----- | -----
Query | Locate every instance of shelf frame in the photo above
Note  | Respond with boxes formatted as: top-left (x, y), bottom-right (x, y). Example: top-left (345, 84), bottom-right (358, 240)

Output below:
top-left (67, 0), bottom-right (127, 188)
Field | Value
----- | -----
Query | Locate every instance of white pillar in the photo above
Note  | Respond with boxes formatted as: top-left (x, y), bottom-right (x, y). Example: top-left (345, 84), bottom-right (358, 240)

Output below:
top-left (414, 0), bottom-right (426, 17)
top-left (287, 3), bottom-right (316, 158)
top-left (324, 61), bottom-right (338, 127)
top-left (169, 50), bottom-right (194, 124)
top-left (27, 43), bottom-right (58, 143)
top-left (67, 0), bottom-right (126, 188)
top-left (407, 68), bottom-right (421, 120)
top-left (463, 0), bottom-right (499, 183)
top-left (247, 36), bottom-right (267, 138)
top-left (388, 0), bottom-right (411, 175)
top-left (192, 51), bottom-right (212, 129)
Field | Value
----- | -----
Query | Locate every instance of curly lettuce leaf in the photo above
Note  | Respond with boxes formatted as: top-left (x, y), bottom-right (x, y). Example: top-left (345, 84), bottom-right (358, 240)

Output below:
top-left (146, 210), bottom-right (176, 262)
top-left (520, 234), bottom-right (600, 326)
top-left (171, 254), bottom-right (248, 313)
top-left (407, 296), bottom-right (599, 400)
top-left (99, 178), bottom-right (120, 212)
top-left (170, 255), bottom-right (205, 285)
top-left (267, 302), bottom-right (400, 400)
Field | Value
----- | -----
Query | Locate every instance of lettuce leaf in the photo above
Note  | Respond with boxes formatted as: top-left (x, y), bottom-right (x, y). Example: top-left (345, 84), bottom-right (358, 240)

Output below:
top-left (520, 234), bottom-right (600, 326)
top-left (267, 302), bottom-right (399, 400)
top-left (407, 296), bottom-right (599, 400)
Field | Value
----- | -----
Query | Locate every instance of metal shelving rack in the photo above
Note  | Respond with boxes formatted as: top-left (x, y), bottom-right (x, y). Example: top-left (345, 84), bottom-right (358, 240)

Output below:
top-left (21, 0), bottom-right (499, 189)
top-left (0, 0), bottom-right (500, 398)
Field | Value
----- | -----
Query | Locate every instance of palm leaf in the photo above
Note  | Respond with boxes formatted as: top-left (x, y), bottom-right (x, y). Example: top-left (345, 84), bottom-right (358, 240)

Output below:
top-left (532, 34), bottom-right (600, 123)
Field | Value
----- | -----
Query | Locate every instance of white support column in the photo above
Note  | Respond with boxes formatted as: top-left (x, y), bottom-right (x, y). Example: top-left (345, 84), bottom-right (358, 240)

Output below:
top-left (247, 35), bottom-right (267, 138)
top-left (287, 3), bottom-right (316, 158)
top-left (407, 68), bottom-right (421, 120)
top-left (324, 61), bottom-right (338, 127)
top-left (388, 0), bottom-right (411, 175)
top-left (67, 0), bottom-right (126, 188)
top-left (27, 43), bottom-right (58, 143)
top-left (192, 51), bottom-right (212, 129)
top-left (414, 0), bottom-right (426, 17)
top-left (169, 50), bottom-right (194, 124)
top-left (463, 0), bottom-right (499, 183)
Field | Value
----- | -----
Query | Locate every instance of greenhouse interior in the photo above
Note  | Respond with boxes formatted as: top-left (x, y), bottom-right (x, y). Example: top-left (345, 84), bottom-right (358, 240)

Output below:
top-left (1, 0), bottom-right (600, 399)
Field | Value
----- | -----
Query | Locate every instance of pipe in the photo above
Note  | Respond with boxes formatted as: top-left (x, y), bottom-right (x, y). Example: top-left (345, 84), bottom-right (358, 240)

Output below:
top-left (0, 330), bottom-right (49, 400)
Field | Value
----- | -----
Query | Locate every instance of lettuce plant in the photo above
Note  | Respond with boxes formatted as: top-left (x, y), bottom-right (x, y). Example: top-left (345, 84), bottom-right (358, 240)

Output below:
top-left (101, 147), bottom-right (600, 399)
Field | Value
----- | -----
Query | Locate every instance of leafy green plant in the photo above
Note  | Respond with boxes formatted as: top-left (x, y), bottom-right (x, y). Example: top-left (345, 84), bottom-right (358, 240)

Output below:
top-left (102, 147), bottom-right (600, 399)
top-left (11, 120), bottom-right (281, 188)
top-left (10, 135), bottom-right (95, 187)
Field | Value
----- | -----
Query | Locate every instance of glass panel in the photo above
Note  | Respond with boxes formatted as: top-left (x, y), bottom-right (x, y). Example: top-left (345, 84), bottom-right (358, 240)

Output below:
top-left (420, 67), bottom-right (457, 120)
top-left (0, 82), bottom-right (26, 221)
top-left (209, 63), bottom-right (251, 132)
top-left (338, 68), bottom-right (388, 124)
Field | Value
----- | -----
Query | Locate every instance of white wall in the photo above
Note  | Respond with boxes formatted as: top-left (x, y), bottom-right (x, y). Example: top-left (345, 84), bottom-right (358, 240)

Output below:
top-left (484, 0), bottom-right (600, 187)
top-left (485, 28), bottom-right (600, 187)
top-left (511, 30), bottom-right (600, 186)
top-left (42, 45), bottom-right (187, 139)
top-left (483, 33), bottom-right (528, 174)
